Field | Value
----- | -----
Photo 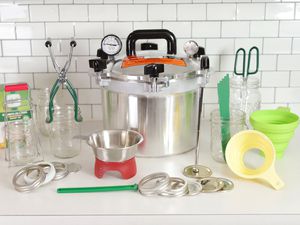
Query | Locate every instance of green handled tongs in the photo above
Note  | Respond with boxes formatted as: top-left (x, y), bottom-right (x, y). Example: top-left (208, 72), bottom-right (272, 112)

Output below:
top-left (45, 38), bottom-right (82, 123)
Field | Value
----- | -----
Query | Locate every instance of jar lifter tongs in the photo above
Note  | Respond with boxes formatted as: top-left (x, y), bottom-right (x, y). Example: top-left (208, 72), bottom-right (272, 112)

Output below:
top-left (45, 38), bottom-right (82, 123)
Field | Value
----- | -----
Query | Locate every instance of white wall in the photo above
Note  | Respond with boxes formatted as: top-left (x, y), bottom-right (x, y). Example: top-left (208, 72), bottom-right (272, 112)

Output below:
top-left (0, 0), bottom-right (300, 120)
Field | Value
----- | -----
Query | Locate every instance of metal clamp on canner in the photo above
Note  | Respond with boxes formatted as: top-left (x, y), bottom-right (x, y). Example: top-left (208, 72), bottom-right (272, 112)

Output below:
top-left (89, 29), bottom-right (211, 157)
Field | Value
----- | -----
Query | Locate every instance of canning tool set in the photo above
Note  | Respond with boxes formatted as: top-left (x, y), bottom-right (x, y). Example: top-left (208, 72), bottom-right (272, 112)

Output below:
top-left (2, 29), bottom-right (299, 196)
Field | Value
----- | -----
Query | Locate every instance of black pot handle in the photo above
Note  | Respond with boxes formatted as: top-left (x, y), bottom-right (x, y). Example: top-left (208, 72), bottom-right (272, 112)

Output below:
top-left (126, 29), bottom-right (177, 56)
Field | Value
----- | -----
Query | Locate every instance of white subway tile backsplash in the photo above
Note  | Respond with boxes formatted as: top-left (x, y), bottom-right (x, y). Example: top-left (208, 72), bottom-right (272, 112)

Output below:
top-left (16, 23), bottom-right (45, 39)
top-left (261, 71), bottom-right (289, 87)
top-left (5, 73), bottom-right (34, 88)
top-left (0, 74), bottom-right (4, 83)
top-left (221, 21), bottom-right (250, 38)
top-left (19, 57), bottom-right (47, 73)
top-left (29, 5), bottom-right (59, 21)
top-left (33, 73), bottom-right (58, 88)
top-left (0, 58), bottom-right (18, 73)
top-left (235, 38), bottom-right (263, 51)
top-left (163, 22), bottom-right (191, 38)
top-left (79, 89), bottom-right (102, 104)
top-left (276, 87), bottom-right (300, 103)
top-left (0, 23), bottom-right (15, 39)
top-left (192, 22), bottom-right (220, 38)
top-left (260, 88), bottom-right (275, 103)
top-left (207, 4), bottom-right (236, 21)
top-left (47, 56), bottom-right (76, 72)
top-left (177, 4), bottom-right (206, 21)
top-left (0, 5), bottom-right (29, 22)
top-left (89, 5), bottom-right (118, 21)
top-left (46, 23), bottom-right (74, 39)
top-left (288, 104), bottom-right (300, 116)
top-left (250, 21), bottom-right (279, 37)
top-left (1, 0), bottom-right (300, 118)
top-left (2, 40), bottom-right (31, 56)
top-left (266, 3), bottom-right (295, 20)
top-left (296, 4), bottom-right (300, 19)
top-left (75, 22), bottom-right (103, 39)
top-left (148, 4), bottom-right (176, 21)
top-left (59, 5), bottom-right (88, 22)
top-left (78, 105), bottom-right (92, 121)
top-left (237, 3), bottom-right (265, 20)
top-left (76, 56), bottom-right (91, 72)
top-left (290, 71), bottom-right (300, 87)
top-left (279, 21), bottom-right (300, 37)
top-left (263, 38), bottom-right (292, 54)
top-left (133, 22), bottom-right (162, 30)
top-left (206, 39), bottom-right (234, 55)
top-left (104, 22), bottom-right (132, 38)
top-left (278, 55), bottom-right (300, 70)
top-left (119, 5), bottom-right (147, 21)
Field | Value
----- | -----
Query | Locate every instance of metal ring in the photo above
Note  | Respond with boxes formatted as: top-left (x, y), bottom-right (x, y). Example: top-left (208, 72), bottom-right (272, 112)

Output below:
top-left (23, 162), bottom-right (56, 185)
top-left (138, 172), bottom-right (170, 196)
top-left (52, 162), bottom-right (69, 181)
top-left (13, 165), bottom-right (46, 192)
top-left (159, 177), bottom-right (188, 197)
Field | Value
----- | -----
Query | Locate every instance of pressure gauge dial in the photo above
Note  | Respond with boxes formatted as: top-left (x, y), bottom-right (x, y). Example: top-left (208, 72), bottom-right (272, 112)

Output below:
top-left (183, 40), bottom-right (199, 57)
top-left (101, 34), bottom-right (122, 56)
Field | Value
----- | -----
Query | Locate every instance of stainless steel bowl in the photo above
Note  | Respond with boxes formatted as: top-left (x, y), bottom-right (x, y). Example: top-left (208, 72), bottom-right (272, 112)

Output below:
top-left (87, 130), bottom-right (144, 162)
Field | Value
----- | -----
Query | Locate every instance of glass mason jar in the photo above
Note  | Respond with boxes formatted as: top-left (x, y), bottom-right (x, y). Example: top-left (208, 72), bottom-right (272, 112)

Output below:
top-left (7, 118), bottom-right (41, 166)
top-left (230, 76), bottom-right (261, 121)
top-left (210, 109), bottom-right (246, 163)
top-left (49, 106), bottom-right (81, 158)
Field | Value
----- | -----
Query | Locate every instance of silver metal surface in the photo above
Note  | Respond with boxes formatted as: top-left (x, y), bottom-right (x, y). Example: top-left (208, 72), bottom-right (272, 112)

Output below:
top-left (102, 86), bottom-right (203, 157)
top-left (87, 130), bottom-right (143, 162)
top-left (67, 163), bottom-right (81, 173)
top-left (198, 177), bottom-right (224, 193)
top-left (52, 162), bottom-right (69, 181)
top-left (138, 172), bottom-right (170, 196)
top-left (13, 165), bottom-right (46, 192)
top-left (187, 181), bottom-right (202, 196)
top-left (183, 165), bottom-right (212, 179)
top-left (159, 177), bottom-right (188, 197)
top-left (183, 40), bottom-right (199, 57)
top-left (24, 162), bottom-right (55, 185)
top-left (218, 178), bottom-right (234, 192)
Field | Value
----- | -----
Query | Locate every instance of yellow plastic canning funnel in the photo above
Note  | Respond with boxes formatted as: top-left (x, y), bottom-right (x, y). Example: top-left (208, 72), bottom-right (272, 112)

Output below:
top-left (225, 130), bottom-right (285, 190)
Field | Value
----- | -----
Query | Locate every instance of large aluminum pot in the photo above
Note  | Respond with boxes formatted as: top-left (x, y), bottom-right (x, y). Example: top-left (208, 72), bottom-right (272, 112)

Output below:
top-left (90, 29), bottom-right (209, 157)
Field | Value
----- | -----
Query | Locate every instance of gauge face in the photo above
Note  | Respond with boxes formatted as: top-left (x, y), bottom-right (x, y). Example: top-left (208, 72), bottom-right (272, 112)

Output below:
top-left (183, 40), bottom-right (199, 57)
top-left (101, 35), bottom-right (122, 56)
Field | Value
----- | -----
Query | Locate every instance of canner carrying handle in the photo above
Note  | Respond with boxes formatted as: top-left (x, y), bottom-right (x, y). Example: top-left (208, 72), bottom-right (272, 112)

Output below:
top-left (126, 29), bottom-right (177, 56)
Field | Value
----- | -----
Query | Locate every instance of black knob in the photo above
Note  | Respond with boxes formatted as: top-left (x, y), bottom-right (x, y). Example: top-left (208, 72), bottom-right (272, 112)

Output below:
top-left (141, 42), bottom-right (158, 51)
top-left (45, 40), bottom-right (52, 48)
top-left (70, 40), bottom-right (77, 47)
top-left (97, 48), bottom-right (108, 60)
top-left (144, 64), bottom-right (164, 78)
top-left (89, 59), bottom-right (107, 72)
top-left (200, 56), bottom-right (210, 70)
top-left (193, 46), bottom-right (205, 58)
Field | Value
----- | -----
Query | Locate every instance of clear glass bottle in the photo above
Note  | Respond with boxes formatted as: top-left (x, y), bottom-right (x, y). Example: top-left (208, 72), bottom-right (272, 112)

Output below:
top-left (49, 106), bottom-right (81, 158)
top-left (210, 109), bottom-right (246, 163)
top-left (230, 76), bottom-right (261, 121)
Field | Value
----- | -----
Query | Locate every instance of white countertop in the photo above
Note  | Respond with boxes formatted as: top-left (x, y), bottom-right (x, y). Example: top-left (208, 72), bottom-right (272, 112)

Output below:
top-left (1, 120), bottom-right (300, 225)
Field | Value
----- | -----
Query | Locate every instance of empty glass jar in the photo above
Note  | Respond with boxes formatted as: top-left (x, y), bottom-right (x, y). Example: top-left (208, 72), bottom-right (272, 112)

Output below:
top-left (49, 106), bottom-right (81, 158)
top-left (230, 76), bottom-right (261, 122)
top-left (7, 118), bottom-right (41, 166)
top-left (210, 109), bottom-right (246, 163)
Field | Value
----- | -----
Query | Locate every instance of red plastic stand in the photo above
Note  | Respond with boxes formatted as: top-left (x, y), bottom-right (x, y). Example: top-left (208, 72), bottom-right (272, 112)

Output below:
top-left (94, 157), bottom-right (137, 179)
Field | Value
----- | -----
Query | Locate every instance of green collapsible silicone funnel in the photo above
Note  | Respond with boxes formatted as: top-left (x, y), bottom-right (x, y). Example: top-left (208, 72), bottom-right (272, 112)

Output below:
top-left (250, 107), bottom-right (299, 159)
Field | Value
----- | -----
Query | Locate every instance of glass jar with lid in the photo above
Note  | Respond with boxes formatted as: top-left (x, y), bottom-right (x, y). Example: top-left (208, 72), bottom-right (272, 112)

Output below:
top-left (230, 76), bottom-right (261, 122)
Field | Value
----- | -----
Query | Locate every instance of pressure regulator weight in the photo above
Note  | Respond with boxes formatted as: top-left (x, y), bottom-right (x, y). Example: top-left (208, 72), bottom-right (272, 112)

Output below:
top-left (101, 35), bottom-right (122, 56)
top-left (183, 40), bottom-right (199, 57)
